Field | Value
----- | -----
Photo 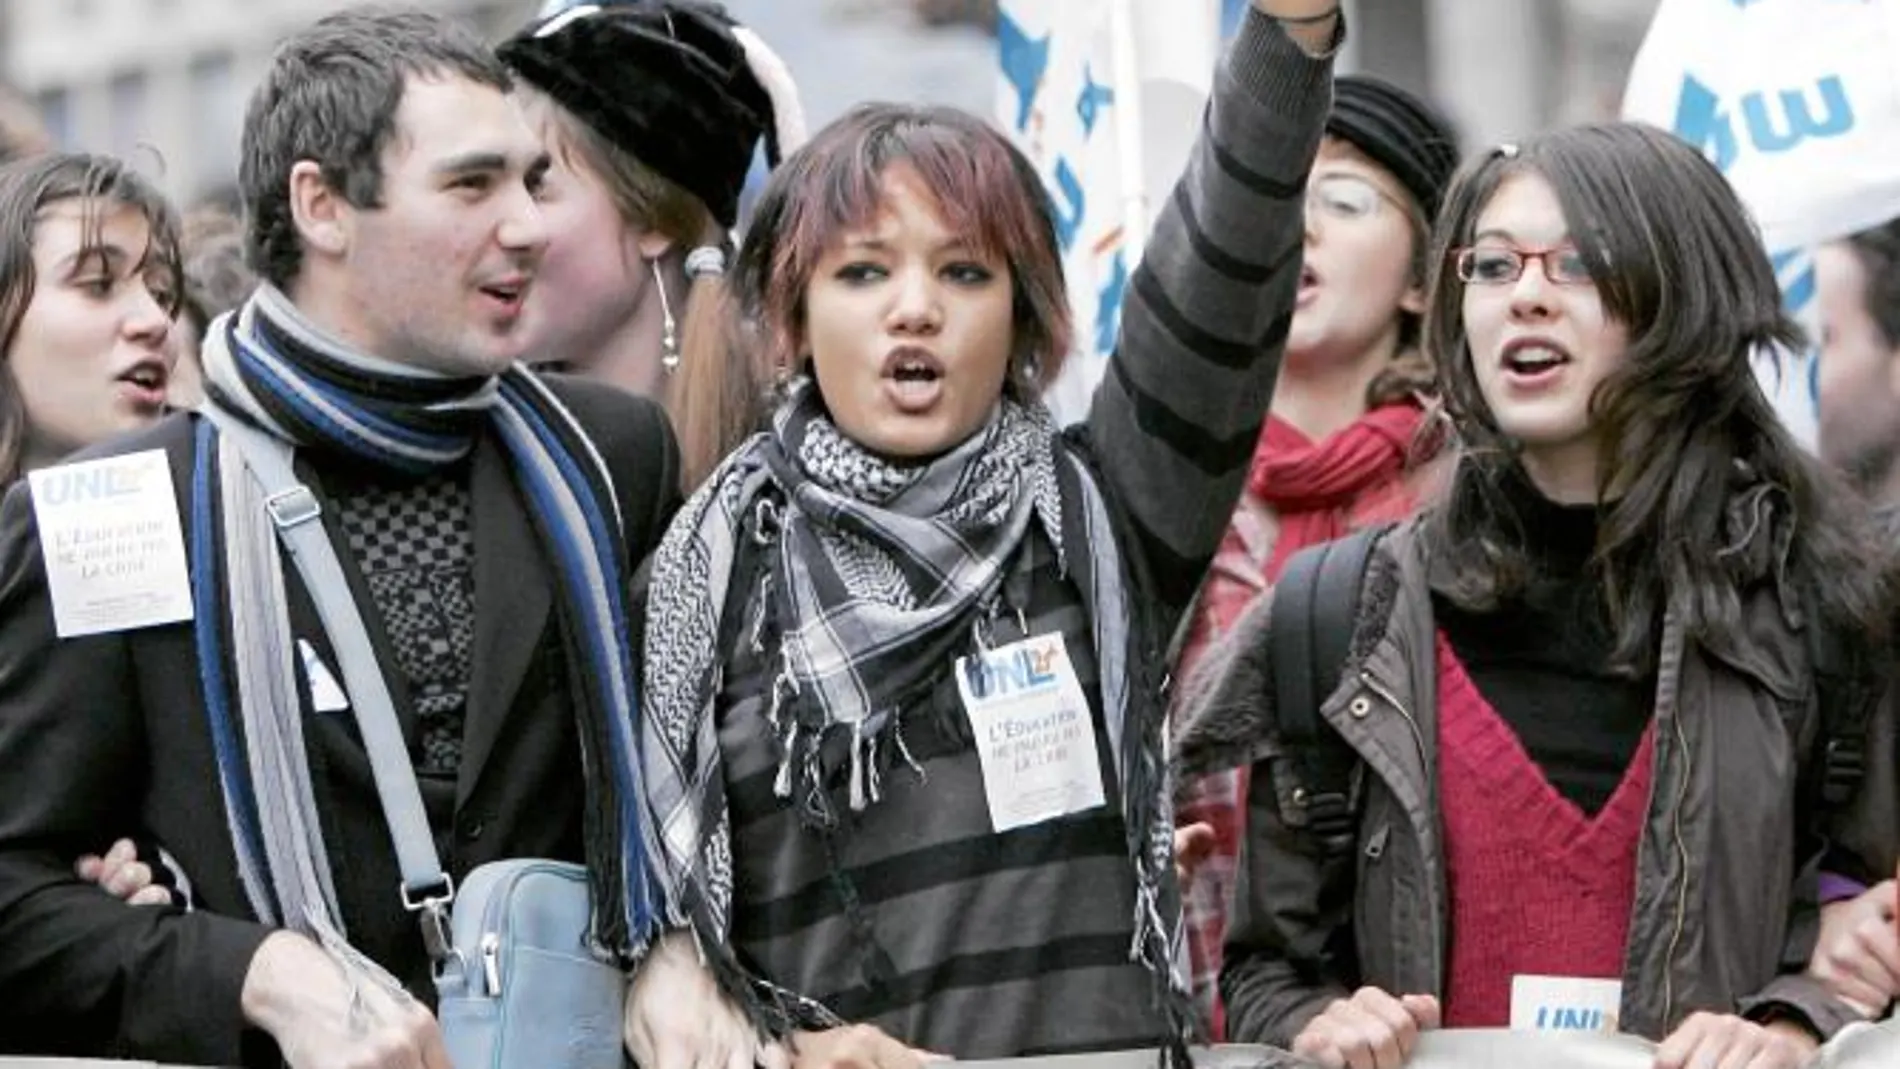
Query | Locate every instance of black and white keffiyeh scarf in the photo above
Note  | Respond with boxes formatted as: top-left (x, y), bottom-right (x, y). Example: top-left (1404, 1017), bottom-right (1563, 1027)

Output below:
top-left (640, 378), bottom-right (1183, 1034)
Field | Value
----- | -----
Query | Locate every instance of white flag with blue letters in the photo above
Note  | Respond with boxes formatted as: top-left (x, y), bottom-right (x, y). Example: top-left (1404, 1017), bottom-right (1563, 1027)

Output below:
top-left (1624, 0), bottom-right (1900, 448)
top-left (997, 1), bottom-right (1237, 423)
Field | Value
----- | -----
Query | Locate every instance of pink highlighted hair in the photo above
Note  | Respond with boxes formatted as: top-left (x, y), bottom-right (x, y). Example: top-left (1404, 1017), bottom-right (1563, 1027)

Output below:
top-left (733, 102), bottom-right (1072, 400)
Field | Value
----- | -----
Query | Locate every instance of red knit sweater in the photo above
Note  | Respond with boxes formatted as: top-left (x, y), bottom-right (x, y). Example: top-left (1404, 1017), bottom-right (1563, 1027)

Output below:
top-left (1436, 633), bottom-right (1656, 1027)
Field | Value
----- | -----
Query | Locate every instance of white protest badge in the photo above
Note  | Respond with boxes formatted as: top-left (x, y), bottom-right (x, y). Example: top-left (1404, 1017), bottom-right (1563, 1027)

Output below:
top-left (956, 632), bottom-right (1106, 832)
top-left (1511, 975), bottom-right (1624, 1035)
top-left (30, 450), bottom-right (193, 638)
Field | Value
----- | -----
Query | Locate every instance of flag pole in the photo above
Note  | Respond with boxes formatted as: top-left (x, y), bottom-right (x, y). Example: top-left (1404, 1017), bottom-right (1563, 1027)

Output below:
top-left (1108, 0), bottom-right (1148, 263)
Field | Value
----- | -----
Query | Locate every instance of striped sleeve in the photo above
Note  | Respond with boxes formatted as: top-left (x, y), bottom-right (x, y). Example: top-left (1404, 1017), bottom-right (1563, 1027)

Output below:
top-left (1085, 8), bottom-right (1334, 622)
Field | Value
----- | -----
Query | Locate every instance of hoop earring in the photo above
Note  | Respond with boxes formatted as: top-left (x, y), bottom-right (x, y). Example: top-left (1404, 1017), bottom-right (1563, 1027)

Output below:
top-left (653, 259), bottom-right (679, 373)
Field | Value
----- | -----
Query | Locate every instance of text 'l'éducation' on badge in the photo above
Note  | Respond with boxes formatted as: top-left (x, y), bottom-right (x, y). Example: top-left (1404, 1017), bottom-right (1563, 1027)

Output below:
top-left (957, 632), bottom-right (1106, 833)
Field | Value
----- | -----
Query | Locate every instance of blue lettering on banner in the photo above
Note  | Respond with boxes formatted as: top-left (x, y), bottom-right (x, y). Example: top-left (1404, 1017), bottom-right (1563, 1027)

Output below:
top-left (34, 465), bottom-right (141, 507)
top-left (1674, 75), bottom-right (1739, 170)
top-left (998, 13), bottom-right (1051, 133)
top-left (1053, 159), bottom-right (1086, 251)
top-left (1810, 341), bottom-right (1823, 406)
top-left (964, 645), bottom-right (1060, 701)
top-left (1096, 250), bottom-right (1128, 356)
top-left (1221, 0), bottom-right (1248, 37)
top-left (1743, 77), bottom-right (1854, 153)
top-left (1673, 72), bottom-right (1855, 172)
top-left (1762, 247), bottom-right (1821, 402)
top-left (1076, 64), bottom-right (1114, 137)
top-left (1775, 248), bottom-right (1816, 313)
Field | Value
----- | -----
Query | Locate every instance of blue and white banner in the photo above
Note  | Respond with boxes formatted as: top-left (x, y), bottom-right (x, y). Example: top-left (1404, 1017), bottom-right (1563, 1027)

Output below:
top-left (1624, 0), bottom-right (1900, 448)
top-left (997, 1), bottom-right (1235, 423)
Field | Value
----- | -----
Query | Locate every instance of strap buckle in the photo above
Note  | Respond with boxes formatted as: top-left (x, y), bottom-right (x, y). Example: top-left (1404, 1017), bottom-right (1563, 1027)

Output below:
top-left (1821, 735), bottom-right (1866, 808)
top-left (1297, 787), bottom-right (1358, 855)
top-left (401, 876), bottom-right (457, 963)
top-left (263, 485), bottom-right (322, 530)
top-left (1285, 745), bottom-right (1361, 857)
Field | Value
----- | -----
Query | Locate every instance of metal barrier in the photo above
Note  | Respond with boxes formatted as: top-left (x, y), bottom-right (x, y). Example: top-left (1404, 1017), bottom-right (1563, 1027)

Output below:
top-left (951, 1025), bottom-right (1899, 1068)
top-left (0, 1022), bottom-right (1891, 1068)
top-left (0, 1062), bottom-right (190, 1069)
top-left (1815, 1017), bottom-right (1900, 1068)
top-left (951, 1047), bottom-right (1302, 1068)
top-left (950, 1033), bottom-right (1655, 1069)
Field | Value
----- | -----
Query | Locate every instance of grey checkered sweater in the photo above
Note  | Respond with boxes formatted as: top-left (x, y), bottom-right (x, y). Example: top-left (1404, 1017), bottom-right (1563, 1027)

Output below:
top-left (330, 464), bottom-right (477, 839)
top-left (717, 11), bottom-right (1330, 1058)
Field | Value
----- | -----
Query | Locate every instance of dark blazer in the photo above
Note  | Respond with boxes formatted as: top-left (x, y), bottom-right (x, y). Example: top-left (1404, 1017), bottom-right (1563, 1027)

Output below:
top-left (0, 374), bottom-right (680, 1066)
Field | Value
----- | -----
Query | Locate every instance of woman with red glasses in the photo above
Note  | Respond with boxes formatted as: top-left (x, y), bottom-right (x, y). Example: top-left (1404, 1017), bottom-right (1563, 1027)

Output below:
top-left (1175, 123), bottom-right (1898, 1069)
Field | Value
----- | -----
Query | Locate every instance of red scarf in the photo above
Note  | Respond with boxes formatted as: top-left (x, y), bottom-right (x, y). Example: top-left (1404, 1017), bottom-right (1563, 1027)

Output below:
top-left (1253, 403), bottom-right (1427, 581)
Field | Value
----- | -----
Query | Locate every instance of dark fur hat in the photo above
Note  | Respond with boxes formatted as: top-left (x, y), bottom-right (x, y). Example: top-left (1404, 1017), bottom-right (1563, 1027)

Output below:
top-left (501, 2), bottom-right (790, 228)
top-left (1328, 75), bottom-right (1460, 223)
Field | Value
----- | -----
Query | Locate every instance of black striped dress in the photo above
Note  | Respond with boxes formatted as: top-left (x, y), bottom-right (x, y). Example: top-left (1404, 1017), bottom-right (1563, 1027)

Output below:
top-left (716, 9), bottom-right (1332, 1057)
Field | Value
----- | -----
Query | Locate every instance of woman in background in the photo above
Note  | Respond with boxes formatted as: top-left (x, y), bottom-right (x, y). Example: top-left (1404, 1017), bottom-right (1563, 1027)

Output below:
top-left (0, 152), bottom-right (186, 920)
top-left (1172, 74), bottom-right (1460, 1038)
top-left (501, 0), bottom-right (805, 489)
top-left (0, 151), bottom-right (179, 486)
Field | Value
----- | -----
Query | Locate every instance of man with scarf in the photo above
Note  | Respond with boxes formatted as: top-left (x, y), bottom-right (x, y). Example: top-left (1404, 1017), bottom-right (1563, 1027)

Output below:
top-left (0, 9), bottom-right (678, 1068)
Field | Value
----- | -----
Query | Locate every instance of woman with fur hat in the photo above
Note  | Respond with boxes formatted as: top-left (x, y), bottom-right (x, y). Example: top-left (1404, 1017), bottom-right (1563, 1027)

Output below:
top-left (1171, 73), bottom-right (1460, 1039)
top-left (500, 0), bottom-right (806, 489)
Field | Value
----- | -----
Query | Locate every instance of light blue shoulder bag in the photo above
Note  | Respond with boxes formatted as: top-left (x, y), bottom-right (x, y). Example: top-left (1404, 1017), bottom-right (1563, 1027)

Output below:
top-left (209, 407), bottom-right (628, 1069)
top-left (433, 861), bottom-right (625, 1069)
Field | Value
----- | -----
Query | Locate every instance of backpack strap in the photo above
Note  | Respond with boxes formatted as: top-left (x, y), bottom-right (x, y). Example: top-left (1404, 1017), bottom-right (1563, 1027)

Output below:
top-left (1805, 594), bottom-right (1872, 812)
top-left (1268, 523), bottom-right (1390, 856)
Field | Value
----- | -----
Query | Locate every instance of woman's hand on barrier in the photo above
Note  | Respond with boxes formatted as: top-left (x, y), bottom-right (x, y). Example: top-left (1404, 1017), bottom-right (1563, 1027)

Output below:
top-left (624, 930), bottom-right (775, 1069)
top-left (1653, 1013), bottom-right (1816, 1069)
top-left (781, 1025), bottom-right (945, 1069)
top-left (1290, 987), bottom-right (1439, 1069)
top-left (74, 837), bottom-right (172, 906)
top-left (1810, 878), bottom-right (1900, 1018)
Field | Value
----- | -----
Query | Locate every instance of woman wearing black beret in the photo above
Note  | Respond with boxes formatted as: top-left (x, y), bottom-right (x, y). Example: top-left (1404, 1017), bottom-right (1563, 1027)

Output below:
top-left (501, 0), bottom-right (807, 490)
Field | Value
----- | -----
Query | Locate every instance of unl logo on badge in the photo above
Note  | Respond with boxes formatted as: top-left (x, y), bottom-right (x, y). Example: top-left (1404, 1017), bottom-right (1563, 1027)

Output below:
top-left (961, 639), bottom-right (1061, 700)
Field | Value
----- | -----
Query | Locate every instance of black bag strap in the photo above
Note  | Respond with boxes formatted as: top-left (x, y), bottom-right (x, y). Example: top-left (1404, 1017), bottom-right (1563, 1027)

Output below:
top-left (1805, 594), bottom-right (1872, 812)
top-left (1268, 523), bottom-right (1390, 855)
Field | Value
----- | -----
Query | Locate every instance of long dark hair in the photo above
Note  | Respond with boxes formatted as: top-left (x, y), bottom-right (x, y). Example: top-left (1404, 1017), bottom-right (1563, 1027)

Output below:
top-left (0, 152), bottom-right (182, 485)
top-left (1423, 122), bottom-right (1893, 673)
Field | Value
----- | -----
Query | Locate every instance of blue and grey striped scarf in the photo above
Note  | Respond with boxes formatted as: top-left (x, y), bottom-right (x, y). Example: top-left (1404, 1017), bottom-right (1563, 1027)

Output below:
top-left (190, 284), bottom-right (664, 964)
